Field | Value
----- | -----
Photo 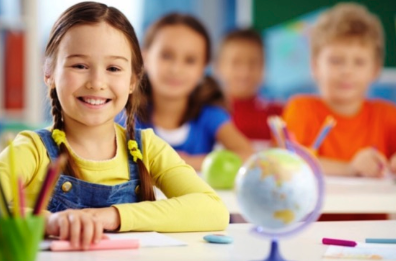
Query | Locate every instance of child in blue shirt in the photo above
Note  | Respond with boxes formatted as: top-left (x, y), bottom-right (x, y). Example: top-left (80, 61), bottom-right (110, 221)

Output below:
top-left (135, 13), bottom-right (253, 170)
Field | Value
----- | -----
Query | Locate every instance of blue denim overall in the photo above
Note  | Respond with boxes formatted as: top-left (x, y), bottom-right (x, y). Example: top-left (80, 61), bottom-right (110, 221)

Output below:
top-left (35, 129), bottom-right (141, 212)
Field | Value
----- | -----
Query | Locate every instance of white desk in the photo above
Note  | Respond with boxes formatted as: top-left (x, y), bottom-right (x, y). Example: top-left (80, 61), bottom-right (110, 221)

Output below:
top-left (216, 177), bottom-right (396, 214)
top-left (37, 221), bottom-right (396, 261)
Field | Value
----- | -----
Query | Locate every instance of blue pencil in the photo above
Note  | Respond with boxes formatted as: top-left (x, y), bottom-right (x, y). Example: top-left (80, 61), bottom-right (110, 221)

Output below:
top-left (281, 124), bottom-right (295, 152)
top-left (366, 238), bottom-right (396, 244)
top-left (312, 116), bottom-right (336, 150)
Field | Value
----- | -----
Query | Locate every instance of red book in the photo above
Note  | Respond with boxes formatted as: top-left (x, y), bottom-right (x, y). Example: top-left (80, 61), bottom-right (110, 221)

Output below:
top-left (4, 31), bottom-right (25, 110)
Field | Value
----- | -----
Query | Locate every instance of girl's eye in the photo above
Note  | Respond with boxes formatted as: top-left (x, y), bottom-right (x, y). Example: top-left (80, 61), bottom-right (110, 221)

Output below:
top-left (72, 64), bottom-right (87, 69)
top-left (108, 66), bottom-right (121, 72)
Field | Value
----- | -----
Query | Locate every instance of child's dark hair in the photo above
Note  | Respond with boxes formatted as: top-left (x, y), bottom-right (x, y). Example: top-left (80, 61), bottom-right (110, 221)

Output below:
top-left (218, 28), bottom-right (264, 58)
top-left (44, 1), bottom-right (155, 201)
top-left (139, 13), bottom-right (227, 126)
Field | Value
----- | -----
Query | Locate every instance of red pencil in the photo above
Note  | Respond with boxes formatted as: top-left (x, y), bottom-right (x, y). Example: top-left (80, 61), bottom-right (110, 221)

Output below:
top-left (18, 177), bottom-right (25, 217)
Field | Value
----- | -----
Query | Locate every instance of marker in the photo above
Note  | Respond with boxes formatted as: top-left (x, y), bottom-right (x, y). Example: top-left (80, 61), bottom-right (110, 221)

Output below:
top-left (365, 238), bottom-right (396, 244)
top-left (322, 237), bottom-right (357, 247)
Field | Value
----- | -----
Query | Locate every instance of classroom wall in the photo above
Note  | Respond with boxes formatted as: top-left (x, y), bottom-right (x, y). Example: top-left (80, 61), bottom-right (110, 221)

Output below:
top-left (253, 0), bottom-right (396, 67)
top-left (141, 0), bottom-right (236, 55)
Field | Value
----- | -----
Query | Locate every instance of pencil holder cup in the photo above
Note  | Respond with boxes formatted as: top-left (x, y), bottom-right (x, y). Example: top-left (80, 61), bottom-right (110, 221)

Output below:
top-left (0, 216), bottom-right (44, 261)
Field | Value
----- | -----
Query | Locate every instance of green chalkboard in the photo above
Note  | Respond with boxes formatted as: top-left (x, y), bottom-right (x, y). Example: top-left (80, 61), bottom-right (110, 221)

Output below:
top-left (253, 0), bottom-right (396, 67)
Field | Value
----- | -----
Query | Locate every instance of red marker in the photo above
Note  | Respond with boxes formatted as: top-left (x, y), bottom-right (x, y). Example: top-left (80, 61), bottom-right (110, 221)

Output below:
top-left (322, 237), bottom-right (357, 247)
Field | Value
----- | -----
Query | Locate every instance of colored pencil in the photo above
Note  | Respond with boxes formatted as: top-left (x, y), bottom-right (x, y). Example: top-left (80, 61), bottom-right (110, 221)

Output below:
top-left (0, 177), bottom-right (11, 218)
top-left (267, 117), bottom-right (280, 146)
top-left (18, 177), bottom-right (25, 218)
top-left (8, 141), bottom-right (20, 217)
top-left (281, 125), bottom-right (295, 152)
top-left (311, 116), bottom-right (336, 150)
top-left (33, 155), bottom-right (67, 215)
top-left (267, 116), bottom-right (285, 148)
top-left (274, 117), bottom-right (286, 147)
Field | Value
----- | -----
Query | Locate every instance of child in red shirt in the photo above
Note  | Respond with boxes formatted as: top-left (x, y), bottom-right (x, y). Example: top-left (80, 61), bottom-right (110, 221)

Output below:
top-left (215, 29), bottom-right (283, 141)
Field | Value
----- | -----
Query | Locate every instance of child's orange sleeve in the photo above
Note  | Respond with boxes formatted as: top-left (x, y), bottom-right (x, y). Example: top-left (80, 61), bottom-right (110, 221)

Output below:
top-left (283, 96), bottom-right (320, 148)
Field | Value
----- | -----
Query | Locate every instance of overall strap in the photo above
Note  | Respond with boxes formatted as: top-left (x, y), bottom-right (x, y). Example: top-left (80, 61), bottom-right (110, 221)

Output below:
top-left (35, 129), bottom-right (59, 161)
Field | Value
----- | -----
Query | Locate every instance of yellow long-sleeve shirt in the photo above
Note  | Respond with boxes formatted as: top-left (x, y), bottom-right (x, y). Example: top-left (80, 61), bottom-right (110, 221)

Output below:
top-left (0, 125), bottom-right (229, 232)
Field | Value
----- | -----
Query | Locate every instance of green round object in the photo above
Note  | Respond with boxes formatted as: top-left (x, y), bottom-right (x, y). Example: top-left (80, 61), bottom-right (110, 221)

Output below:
top-left (202, 150), bottom-right (242, 189)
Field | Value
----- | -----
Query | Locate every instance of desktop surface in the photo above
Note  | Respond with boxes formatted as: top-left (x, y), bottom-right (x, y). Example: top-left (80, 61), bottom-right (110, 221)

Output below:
top-left (37, 220), bottom-right (396, 261)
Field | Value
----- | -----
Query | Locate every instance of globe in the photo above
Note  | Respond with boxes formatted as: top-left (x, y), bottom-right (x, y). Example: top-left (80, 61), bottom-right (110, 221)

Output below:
top-left (235, 141), bottom-right (324, 261)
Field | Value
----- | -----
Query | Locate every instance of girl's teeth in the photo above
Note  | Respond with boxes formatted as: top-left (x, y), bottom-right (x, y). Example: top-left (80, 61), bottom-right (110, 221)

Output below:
top-left (83, 98), bottom-right (106, 105)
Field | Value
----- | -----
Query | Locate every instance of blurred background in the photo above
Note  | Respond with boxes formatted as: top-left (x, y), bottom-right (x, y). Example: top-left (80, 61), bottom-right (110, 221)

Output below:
top-left (0, 0), bottom-right (395, 130)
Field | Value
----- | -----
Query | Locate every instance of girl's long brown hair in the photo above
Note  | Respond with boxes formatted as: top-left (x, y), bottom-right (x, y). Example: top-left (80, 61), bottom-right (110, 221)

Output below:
top-left (138, 13), bottom-right (227, 126)
top-left (44, 1), bottom-right (155, 201)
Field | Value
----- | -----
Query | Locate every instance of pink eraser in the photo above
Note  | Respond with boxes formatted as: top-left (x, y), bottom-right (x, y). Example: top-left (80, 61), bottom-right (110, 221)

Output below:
top-left (50, 239), bottom-right (140, 251)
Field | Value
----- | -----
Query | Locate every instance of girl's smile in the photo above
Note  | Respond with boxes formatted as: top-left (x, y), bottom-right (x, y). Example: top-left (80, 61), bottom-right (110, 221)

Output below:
top-left (77, 96), bottom-right (112, 108)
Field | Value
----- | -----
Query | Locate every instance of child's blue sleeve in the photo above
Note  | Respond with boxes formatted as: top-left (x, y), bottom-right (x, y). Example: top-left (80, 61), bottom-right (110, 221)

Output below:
top-left (115, 110), bottom-right (126, 127)
top-left (115, 110), bottom-right (147, 130)
top-left (201, 106), bottom-right (230, 138)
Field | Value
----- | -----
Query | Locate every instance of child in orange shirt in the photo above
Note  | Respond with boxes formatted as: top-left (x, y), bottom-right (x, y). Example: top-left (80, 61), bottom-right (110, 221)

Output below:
top-left (215, 29), bottom-right (283, 141)
top-left (283, 3), bottom-right (396, 177)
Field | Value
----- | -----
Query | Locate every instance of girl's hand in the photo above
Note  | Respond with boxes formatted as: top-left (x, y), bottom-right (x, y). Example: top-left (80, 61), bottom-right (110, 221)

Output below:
top-left (350, 147), bottom-right (388, 177)
top-left (45, 209), bottom-right (104, 249)
top-left (82, 207), bottom-right (121, 231)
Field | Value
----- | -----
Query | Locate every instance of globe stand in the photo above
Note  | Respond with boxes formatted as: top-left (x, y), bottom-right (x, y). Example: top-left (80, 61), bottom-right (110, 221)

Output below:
top-left (238, 142), bottom-right (325, 261)
top-left (262, 240), bottom-right (288, 261)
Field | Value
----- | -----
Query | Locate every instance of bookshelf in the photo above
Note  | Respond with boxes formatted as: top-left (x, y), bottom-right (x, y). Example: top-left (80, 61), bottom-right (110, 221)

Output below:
top-left (0, 0), bottom-right (44, 125)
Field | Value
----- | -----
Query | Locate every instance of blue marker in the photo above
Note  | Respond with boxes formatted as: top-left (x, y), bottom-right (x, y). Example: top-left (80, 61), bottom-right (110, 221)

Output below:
top-left (203, 234), bottom-right (233, 244)
top-left (365, 238), bottom-right (396, 244)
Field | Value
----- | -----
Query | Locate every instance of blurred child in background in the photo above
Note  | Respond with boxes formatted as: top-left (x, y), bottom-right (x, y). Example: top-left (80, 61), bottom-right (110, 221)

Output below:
top-left (215, 29), bottom-right (283, 143)
top-left (283, 3), bottom-right (396, 177)
top-left (137, 13), bottom-right (253, 170)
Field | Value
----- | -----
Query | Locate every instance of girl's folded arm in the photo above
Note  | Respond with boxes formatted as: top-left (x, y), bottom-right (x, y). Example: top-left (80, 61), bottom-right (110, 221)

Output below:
top-left (113, 129), bottom-right (229, 232)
